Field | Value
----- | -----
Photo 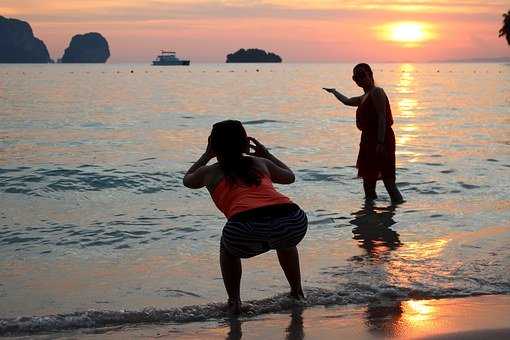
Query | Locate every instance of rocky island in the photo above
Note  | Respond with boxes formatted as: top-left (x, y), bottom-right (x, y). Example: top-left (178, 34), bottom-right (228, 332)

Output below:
top-left (226, 48), bottom-right (282, 63)
top-left (0, 16), bottom-right (52, 63)
top-left (61, 32), bottom-right (110, 63)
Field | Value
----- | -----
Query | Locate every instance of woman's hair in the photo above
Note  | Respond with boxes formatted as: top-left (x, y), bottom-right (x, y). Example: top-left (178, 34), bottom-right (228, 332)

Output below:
top-left (353, 63), bottom-right (374, 81)
top-left (210, 120), bottom-right (261, 186)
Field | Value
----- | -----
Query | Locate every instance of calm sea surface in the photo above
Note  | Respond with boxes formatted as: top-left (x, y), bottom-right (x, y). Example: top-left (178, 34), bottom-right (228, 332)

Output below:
top-left (0, 63), bottom-right (509, 334)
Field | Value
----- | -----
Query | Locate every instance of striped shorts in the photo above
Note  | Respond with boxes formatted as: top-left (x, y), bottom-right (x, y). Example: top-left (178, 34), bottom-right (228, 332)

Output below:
top-left (221, 203), bottom-right (308, 258)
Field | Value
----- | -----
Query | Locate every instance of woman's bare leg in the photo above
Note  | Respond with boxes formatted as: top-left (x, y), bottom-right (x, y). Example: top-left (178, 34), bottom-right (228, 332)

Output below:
top-left (363, 179), bottom-right (377, 200)
top-left (220, 244), bottom-right (242, 314)
top-left (276, 246), bottom-right (304, 299)
top-left (383, 178), bottom-right (404, 204)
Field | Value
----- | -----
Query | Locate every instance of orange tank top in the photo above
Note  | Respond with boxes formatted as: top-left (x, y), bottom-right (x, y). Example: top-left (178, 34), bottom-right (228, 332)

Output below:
top-left (211, 175), bottom-right (292, 219)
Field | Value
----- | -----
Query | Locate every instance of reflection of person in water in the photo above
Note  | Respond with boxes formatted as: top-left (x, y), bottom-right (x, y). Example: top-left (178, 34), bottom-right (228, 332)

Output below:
top-left (349, 202), bottom-right (404, 336)
top-left (224, 306), bottom-right (304, 340)
top-left (365, 299), bottom-right (404, 337)
top-left (225, 317), bottom-right (242, 340)
top-left (285, 306), bottom-right (305, 340)
top-left (350, 202), bottom-right (402, 259)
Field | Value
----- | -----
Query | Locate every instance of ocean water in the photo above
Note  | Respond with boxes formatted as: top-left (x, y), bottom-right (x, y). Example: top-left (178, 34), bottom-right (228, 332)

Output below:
top-left (0, 63), bottom-right (509, 336)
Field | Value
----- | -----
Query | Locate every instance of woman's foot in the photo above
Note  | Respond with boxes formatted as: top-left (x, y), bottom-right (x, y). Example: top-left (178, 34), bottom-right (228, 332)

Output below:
top-left (227, 298), bottom-right (242, 315)
top-left (390, 193), bottom-right (405, 205)
top-left (383, 179), bottom-right (403, 205)
top-left (289, 289), bottom-right (305, 300)
top-left (364, 194), bottom-right (377, 202)
top-left (391, 197), bottom-right (405, 205)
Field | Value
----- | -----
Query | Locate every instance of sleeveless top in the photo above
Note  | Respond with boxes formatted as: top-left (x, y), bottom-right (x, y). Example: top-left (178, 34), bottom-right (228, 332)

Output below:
top-left (211, 175), bottom-right (292, 219)
top-left (356, 91), bottom-right (394, 134)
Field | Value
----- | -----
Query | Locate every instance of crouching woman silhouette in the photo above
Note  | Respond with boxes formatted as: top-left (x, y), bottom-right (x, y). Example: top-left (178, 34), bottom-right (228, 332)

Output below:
top-left (183, 120), bottom-right (308, 314)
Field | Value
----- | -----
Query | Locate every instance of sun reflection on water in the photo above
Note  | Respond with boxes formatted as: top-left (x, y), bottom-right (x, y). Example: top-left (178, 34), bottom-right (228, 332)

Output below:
top-left (394, 63), bottom-right (421, 162)
top-left (404, 300), bottom-right (436, 323)
top-left (397, 98), bottom-right (418, 118)
top-left (402, 238), bottom-right (450, 259)
top-left (397, 64), bottom-right (415, 94)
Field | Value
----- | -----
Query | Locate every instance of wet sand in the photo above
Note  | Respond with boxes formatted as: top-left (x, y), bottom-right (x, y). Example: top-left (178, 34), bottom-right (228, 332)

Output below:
top-left (22, 294), bottom-right (509, 339)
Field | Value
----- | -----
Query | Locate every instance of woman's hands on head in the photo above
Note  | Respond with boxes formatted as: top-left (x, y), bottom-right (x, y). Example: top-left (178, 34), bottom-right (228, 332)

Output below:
top-left (247, 137), bottom-right (270, 158)
top-left (246, 136), bottom-right (295, 184)
top-left (204, 135), bottom-right (216, 160)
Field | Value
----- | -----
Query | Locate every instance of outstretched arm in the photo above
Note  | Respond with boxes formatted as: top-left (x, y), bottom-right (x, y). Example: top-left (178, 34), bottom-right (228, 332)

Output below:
top-left (323, 88), bottom-right (363, 107)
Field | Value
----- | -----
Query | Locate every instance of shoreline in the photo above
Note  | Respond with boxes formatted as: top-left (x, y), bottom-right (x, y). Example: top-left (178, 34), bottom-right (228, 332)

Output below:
top-left (109, 294), bottom-right (510, 339)
top-left (13, 294), bottom-right (510, 339)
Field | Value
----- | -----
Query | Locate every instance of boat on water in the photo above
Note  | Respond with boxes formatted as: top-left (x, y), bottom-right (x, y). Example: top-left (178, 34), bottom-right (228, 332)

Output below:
top-left (152, 51), bottom-right (190, 66)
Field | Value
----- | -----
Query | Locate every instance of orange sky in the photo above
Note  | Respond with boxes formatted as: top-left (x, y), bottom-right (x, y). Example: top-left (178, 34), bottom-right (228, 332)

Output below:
top-left (2, 0), bottom-right (509, 62)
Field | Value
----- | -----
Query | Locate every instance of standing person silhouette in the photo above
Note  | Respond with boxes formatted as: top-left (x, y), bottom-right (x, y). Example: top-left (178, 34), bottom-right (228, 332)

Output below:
top-left (183, 120), bottom-right (308, 314)
top-left (324, 63), bottom-right (404, 204)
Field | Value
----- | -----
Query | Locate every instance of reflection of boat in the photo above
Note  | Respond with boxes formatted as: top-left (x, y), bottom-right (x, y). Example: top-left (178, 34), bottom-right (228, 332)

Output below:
top-left (152, 51), bottom-right (190, 66)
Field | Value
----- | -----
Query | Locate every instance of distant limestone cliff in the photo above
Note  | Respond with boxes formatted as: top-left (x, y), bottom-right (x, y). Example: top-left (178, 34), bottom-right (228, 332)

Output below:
top-left (226, 48), bottom-right (282, 63)
top-left (0, 16), bottom-right (52, 63)
top-left (61, 33), bottom-right (110, 63)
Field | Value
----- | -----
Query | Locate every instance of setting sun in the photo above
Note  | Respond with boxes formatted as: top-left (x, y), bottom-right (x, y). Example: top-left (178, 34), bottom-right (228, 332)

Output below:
top-left (377, 22), bottom-right (436, 47)
top-left (392, 23), bottom-right (426, 42)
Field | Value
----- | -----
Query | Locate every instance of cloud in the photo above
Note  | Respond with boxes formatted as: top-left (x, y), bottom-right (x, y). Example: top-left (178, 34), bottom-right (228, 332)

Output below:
top-left (2, 0), bottom-right (507, 24)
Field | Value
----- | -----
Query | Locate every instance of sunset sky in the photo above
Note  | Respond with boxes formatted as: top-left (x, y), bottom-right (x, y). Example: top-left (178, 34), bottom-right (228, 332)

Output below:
top-left (2, 0), bottom-right (509, 62)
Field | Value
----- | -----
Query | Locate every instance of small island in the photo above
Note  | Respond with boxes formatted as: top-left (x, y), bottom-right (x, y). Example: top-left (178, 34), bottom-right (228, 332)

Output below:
top-left (226, 48), bottom-right (282, 63)
top-left (0, 16), bottom-right (52, 63)
top-left (61, 32), bottom-right (110, 63)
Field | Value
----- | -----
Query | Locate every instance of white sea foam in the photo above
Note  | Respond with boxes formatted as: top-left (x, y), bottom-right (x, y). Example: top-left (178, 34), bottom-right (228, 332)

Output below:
top-left (1, 285), bottom-right (506, 336)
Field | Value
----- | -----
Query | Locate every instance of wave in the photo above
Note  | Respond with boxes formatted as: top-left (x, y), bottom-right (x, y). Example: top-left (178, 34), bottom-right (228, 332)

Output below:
top-left (0, 286), bottom-right (505, 336)
top-left (242, 119), bottom-right (281, 125)
top-left (0, 166), bottom-right (182, 197)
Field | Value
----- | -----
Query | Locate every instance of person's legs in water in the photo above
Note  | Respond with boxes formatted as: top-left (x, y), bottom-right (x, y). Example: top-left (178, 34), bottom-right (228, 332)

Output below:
top-left (276, 246), bottom-right (304, 299)
top-left (383, 178), bottom-right (404, 204)
top-left (363, 178), bottom-right (377, 201)
top-left (220, 244), bottom-right (242, 314)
